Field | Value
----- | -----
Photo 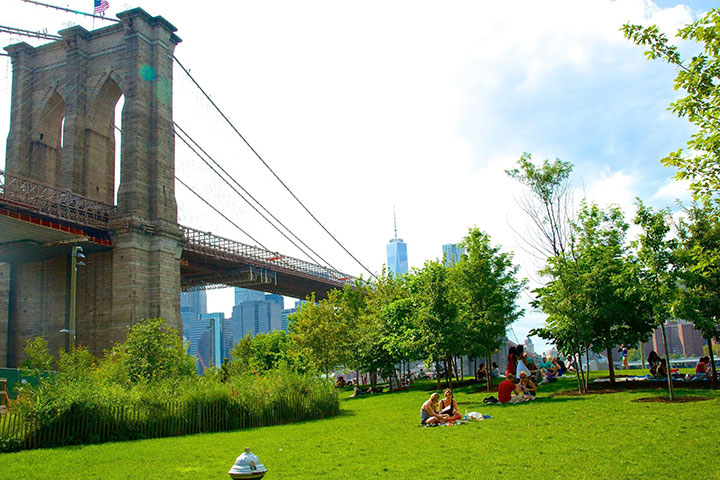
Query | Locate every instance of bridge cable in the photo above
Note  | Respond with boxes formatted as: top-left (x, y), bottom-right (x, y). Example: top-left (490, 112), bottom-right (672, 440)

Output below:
top-left (173, 55), bottom-right (376, 279)
top-left (174, 121), bottom-right (340, 272)
top-left (175, 176), bottom-right (268, 250)
top-left (174, 127), bottom-right (339, 270)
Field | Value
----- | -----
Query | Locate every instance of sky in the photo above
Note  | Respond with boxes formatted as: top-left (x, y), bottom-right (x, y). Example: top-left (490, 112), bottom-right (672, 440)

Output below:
top-left (1, 0), bottom-right (717, 354)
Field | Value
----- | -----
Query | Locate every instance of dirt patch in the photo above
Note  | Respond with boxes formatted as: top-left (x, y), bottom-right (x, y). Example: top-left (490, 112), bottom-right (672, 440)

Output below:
top-left (632, 396), bottom-right (711, 404)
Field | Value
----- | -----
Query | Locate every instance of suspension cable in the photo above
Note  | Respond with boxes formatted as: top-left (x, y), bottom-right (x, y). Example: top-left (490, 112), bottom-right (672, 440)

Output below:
top-left (173, 54), bottom-right (376, 279)
top-left (175, 176), bottom-right (268, 249)
top-left (174, 127), bottom-right (337, 270)
top-left (174, 121), bottom-right (339, 272)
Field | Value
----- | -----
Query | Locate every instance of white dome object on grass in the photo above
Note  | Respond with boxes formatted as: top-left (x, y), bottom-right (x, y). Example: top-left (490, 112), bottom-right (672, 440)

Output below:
top-left (229, 447), bottom-right (267, 479)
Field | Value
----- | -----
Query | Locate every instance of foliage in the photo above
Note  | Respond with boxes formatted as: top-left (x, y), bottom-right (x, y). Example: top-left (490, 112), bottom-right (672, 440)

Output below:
top-left (106, 318), bottom-right (197, 384)
top-left (674, 200), bottom-right (720, 341)
top-left (505, 153), bottom-right (575, 257)
top-left (287, 292), bottom-right (351, 375)
top-left (623, 13), bottom-right (720, 200)
top-left (21, 337), bottom-right (54, 376)
top-left (9, 319), bottom-right (338, 450)
top-left (227, 330), bottom-right (293, 375)
top-left (453, 227), bottom-right (526, 359)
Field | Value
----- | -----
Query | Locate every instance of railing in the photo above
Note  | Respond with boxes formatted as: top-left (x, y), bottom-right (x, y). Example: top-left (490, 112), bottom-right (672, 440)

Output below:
top-left (0, 169), bottom-right (117, 229)
top-left (0, 169), bottom-right (358, 287)
top-left (181, 225), bottom-right (357, 286)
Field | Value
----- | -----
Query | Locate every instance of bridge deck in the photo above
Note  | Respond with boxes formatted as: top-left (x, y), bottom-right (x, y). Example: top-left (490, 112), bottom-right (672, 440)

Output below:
top-left (0, 169), bottom-right (355, 298)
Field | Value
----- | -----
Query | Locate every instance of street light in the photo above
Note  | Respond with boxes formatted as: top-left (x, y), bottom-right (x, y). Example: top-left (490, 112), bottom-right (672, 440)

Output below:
top-left (66, 245), bottom-right (85, 353)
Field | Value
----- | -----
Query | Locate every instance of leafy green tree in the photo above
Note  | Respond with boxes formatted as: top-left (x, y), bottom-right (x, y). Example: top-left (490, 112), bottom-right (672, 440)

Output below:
top-left (288, 292), bottom-right (351, 376)
top-left (349, 273), bottom-right (418, 390)
top-left (228, 330), bottom-right (292, 375)
top-left (409, 260), bottom-right (461, 388)
top-left (675, 200), bottom-right (720, 382)
top-left (623, 12), bottom-right (720, 200)
top-left (506, 153), bottom-right (576, 257)
top-left (108, 318), bottom-right (196, 383)
top-left (574, 203), bottom-right (653, 384)
top-left (22, 337), bottom-right (54, 372)
top-left (452, 227), bottom-right (526, 390)
top-left (633, 200), bottom-right (682, 398)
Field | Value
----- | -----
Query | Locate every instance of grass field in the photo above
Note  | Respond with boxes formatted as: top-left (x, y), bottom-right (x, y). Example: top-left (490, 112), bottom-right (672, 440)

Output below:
top-left (1, 372), bottom-right (718, 479)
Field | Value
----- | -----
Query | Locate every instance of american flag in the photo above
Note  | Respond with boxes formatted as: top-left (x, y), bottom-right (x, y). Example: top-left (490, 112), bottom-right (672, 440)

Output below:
top-left (94, 0), bottom-right (109, 14)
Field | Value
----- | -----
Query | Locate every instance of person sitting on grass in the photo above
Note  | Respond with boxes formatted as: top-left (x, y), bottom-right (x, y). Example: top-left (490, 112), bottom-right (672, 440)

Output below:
top-left (657, 357), bottom-right (668, 378)
top-left (491, 362), bottom-right (503, 378)
top-left (438, 388), bottom-right (463, 422)
top-left (498, 374), bottom-right (525, 404)
top-left (527, 359), bottom-right (542, 384)
top-left (539, 358), bottom-right (560, 384)
top-left (693, 356), bottom-right (710, 380)
top-left (476, 363), bottom-right (488, 383)
top-left (420, 393), bottom-right (449, 425)
top-left (518, 371), bottom-right (537, 399)
top-left (647, 351), bottom-right (661, 377)
top-left (335, 376), bottom-right (346, 388)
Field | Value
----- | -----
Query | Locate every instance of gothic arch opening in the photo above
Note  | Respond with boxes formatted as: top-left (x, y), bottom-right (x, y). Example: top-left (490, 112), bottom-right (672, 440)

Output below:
top-left (29, 92), bottom-right (65, 185)
top-left (85, 77), bottom-right (123, 204)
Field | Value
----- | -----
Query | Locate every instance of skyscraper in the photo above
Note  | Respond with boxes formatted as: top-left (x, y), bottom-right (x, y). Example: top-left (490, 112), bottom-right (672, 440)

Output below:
top-left (442, 243), bottom-right (465, 266)
top-left (387, 208), bottom-right (408, 276)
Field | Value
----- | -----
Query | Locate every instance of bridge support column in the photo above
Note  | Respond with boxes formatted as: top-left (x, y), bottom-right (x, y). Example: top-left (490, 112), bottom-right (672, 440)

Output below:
top-left (109, 221), bottom-right (183, 344)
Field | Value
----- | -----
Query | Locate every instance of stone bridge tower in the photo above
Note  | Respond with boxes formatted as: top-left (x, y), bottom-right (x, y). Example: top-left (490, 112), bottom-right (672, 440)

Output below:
top-left (1, 8), bottom-right (182, 365)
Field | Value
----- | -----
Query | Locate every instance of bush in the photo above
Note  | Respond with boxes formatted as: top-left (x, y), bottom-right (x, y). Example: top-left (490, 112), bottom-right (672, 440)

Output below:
top-left (6, 319), bottom-right (338, 450)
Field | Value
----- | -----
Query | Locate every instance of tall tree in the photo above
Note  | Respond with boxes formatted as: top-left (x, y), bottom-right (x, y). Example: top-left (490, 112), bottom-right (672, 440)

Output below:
top-left (410, 260), bottom-right (461, 388)
top-left (675, 200), bottom-right (720, 383)
top-left (623, 12), bottom-right (720, 200)
top-left (288, 292), bottom-right (350, 376)
top-left (506, 154), bottom-right (590, 391)
top-left (452, 227), bottom-right (526, 390)
top-left (633, 200), bottom-right (681, 399)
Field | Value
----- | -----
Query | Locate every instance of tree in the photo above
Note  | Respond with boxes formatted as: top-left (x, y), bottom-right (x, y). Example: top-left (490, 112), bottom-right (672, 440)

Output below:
top-left (507, 154), bottom-right (591, 392)
top-left (409, 260), bottom-right (461, 388)
top-left (623, 13), bottom-right (720, 200)
top-left (633, 200), bottom-right (681, 399)
top-left (675, 200), bottom-right (720, 383)
top-left (288, 292), bottom-right (350, 376)
top-left (228, 330), bottom-right (292, 375)
top-left (108, 318), bottom-right (196, 383)
top-left (574, 203), bottom-right (653, 384)
top-left (506, 153), bottom-right (575, 258)
top-left (452, 227), bottom-right (526, 391)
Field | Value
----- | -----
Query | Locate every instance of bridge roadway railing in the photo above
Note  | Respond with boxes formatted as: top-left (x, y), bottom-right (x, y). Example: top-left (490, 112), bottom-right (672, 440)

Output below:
top-left (0, 169), bottom-right (117, 229)
top-left (180, 225), bottom-right (357, 287)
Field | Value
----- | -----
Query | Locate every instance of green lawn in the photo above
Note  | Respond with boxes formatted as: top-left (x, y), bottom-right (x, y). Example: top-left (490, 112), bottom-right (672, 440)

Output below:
top-left (1, 373), bottom-right (719, 479)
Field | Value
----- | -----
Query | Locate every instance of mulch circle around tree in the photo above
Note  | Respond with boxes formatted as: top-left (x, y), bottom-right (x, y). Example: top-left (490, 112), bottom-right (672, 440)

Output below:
top-left (632, 396), bottom-right (711, 403)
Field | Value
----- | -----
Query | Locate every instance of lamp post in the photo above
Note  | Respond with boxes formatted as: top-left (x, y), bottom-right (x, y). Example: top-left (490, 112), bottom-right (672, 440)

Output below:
top-left (66, 245), bottom-right (85, 352)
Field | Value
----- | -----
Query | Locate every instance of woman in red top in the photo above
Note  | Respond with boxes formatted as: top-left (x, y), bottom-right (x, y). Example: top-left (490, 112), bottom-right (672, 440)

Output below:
top-left (506, 346), bottom-right (517, 377)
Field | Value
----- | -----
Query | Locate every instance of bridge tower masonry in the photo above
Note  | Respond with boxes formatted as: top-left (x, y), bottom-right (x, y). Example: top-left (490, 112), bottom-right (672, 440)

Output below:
top-left (1, 9), bottom-right (183, 366)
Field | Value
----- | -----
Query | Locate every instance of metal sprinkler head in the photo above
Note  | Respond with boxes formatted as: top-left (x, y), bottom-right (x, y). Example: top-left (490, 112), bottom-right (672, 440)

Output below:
top-left (229, 447), bottom-right (267, 479)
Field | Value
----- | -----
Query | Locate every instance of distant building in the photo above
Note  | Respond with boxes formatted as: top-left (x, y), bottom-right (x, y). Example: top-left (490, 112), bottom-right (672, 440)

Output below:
top-left (387, 209), bottom-right (408, 275)
top-left (231, 299), bottom-right (282, 340)
top-left (281, 308), bottom-right (296, 331)
top-left (442, 243), bottom-right (464, 267)
top-left (234, 287), bottom-right (264, 305)
top-left (199, 312), bottom-right (226, 370)
top-left (180, 290), bottom-right (207, 339)
top-left (642, 320), bottom-right (708, 358)
top-left (523, 337), bottom-right (536, 356)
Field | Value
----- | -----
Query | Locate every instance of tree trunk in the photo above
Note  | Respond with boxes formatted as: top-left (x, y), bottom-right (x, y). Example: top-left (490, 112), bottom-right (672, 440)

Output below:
top-left (707, 337), bottom-right (716, 385)
top-left (584, 346), bottom-right (590, 390)
top-left (460, 357), bottom-right (464, 381)
top-left (572, 348), bottom-right (584, 393)
top-left (436, 361), bottom-right (441, 390)
top-left (660, 323), bottom-right (675, 401)
top-left (370, 370), bottom-right (377, 390)
top-left (445, 356), bottom-right (453, 389)
top-left (639, 342), bottom-right (645, 370)
top-left (606, 347), bottom-right (616, 384)
top-left (486, 353), bottom-right (493, 392)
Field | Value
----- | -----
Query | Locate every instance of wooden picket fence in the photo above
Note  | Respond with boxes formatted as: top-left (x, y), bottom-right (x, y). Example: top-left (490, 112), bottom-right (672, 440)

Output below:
top-left (0, 391), bottom-right (339, 451)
